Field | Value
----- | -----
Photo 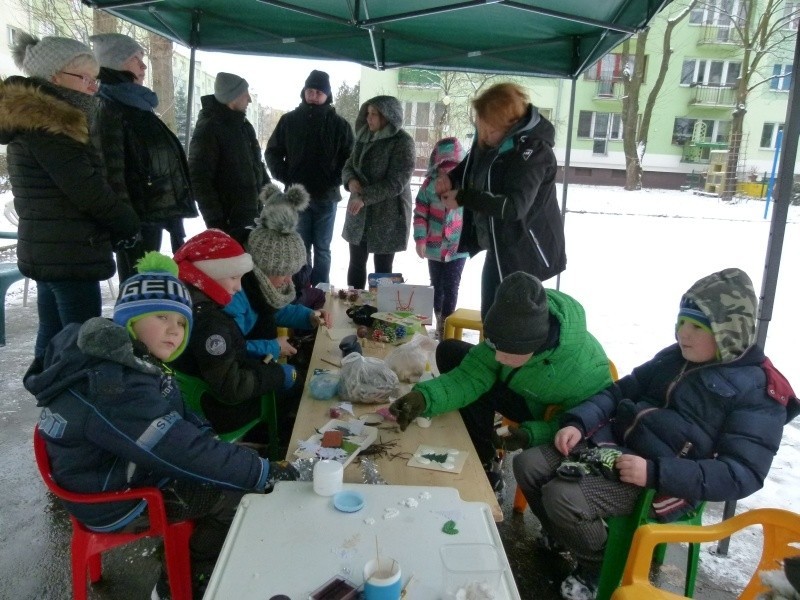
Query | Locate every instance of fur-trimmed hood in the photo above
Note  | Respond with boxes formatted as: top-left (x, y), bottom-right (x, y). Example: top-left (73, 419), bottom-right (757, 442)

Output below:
top-left (0, 76), bottom-right (92, 145)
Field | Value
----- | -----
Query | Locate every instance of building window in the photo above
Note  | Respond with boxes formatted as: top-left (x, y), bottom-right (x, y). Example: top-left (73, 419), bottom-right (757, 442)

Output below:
top-left (760, 123), bottom-right (784, 149)
top-left (539, 108), bottom-right (553, 121)
top-left (680, 59), bottom-right (741, 86)
top-left (770, 64), bottom-right (792, 91)
top-left (689, 0), bottom-right (745, 26)
top-left (672, 118), bottom-right (731, 145)
top-left (402, 101), bottom-right (446, 170)
top-left (577, 111), bottom-right (623, 140)
top-left (784, 2), bottom-right (799, 30)
top-left (7, 26), bottom-right (20, 48)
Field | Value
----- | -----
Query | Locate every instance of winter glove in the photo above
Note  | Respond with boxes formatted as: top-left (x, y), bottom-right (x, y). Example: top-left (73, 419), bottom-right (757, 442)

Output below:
top-left (492, 424), bottom-right (530, 452)
top-left (389, 391), bottom-right (426, 431)
top-left (265, 460), bottom-right (300, 492)
top-left (556, 447), bottom-right (622, 481)
top-left (280, 364), bottom-right (297, 390)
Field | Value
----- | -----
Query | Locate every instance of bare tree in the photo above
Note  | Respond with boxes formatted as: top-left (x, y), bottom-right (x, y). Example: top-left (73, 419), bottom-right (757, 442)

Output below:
top-left (620, 0), bottom-right (698, 190)
top-left (712, 0), bottom-right (799, 199)
top-left (149, 32), bottom-right (176, 131)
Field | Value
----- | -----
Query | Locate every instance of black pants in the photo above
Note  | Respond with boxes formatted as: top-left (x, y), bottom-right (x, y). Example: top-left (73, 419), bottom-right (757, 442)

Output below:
top-left (347, 242), bottom-right (394, 290)
top-left (120, 479), bottom-right (244, 596)
top-left (436, 339), bottom-right (535, 464)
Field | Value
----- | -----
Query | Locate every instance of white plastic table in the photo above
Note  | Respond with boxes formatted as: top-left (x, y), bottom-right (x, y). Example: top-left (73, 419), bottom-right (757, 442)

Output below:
top-left (203, 482), bottom-right (521, 599)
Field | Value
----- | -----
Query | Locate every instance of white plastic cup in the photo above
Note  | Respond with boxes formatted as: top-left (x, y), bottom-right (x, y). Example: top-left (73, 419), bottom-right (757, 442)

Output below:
top-left (313, 459), bottom-right (343, 496)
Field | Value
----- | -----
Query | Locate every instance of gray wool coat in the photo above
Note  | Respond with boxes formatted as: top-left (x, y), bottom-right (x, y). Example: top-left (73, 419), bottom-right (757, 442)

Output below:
top-left (341, 95), bottom-right (416, 253)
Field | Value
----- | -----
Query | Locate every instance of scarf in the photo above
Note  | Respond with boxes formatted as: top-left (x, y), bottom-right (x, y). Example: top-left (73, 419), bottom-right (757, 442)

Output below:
top-left (252, 264), bottom-right (295, 309)
top-left (98, 81), bottom-right (158, 111)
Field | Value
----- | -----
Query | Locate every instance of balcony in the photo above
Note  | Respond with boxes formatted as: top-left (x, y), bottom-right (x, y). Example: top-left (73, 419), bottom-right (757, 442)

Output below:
top-left (689, 84), bottom-right (736, 107)
top-left (679, 138), bottom-right (729, 164)
top-left (697, 25), bottom-right (742, 45)
top-left (594, 79), bottom-right (623, 100)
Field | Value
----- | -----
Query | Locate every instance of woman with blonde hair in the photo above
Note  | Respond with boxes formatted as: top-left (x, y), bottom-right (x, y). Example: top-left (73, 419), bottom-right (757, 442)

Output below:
top-left (437, 82), bottom-right (566, 318)
top-left (2, 33), bottom-right (139, 364)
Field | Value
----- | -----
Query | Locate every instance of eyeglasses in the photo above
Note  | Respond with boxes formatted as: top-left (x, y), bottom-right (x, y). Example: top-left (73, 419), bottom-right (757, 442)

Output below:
top-left (60, 71), bottom-right (100, 87)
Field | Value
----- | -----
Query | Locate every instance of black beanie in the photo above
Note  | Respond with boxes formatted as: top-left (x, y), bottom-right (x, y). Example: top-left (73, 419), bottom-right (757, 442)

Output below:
top-left (483, 272), bottom-right (550, 355)
top-left (301, 69), bottom-right (333, 103)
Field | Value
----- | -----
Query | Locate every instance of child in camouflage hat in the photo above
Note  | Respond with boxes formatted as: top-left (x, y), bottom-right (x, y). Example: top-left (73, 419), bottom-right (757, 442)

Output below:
top-left (512, 267), bottom-right (797, 600)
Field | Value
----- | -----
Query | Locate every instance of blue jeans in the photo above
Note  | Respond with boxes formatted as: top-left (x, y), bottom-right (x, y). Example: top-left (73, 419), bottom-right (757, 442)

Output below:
top-left (296, 200), bottom-right (337, 285)
top-left (35, 280), bottom-right (102, 359)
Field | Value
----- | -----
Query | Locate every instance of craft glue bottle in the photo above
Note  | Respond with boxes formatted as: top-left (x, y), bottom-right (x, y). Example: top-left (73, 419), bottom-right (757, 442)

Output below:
top-left (415, 361), bottom-right (434, 428)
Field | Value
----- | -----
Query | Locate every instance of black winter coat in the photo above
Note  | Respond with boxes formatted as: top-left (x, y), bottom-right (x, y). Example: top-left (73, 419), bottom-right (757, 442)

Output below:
top-left (449, 105), bottom-right (566, 282)
top-left (189, 95), bottom-right (269, 238)
top-left (0, 77), bottom-right (139, 281)
top-left (171, 288), bottom-right (287, 433)
top-left (562, 344), bottom-right (787, 505)
top-left (92, 73), bottom-right (197, 224)
top-left (26, 318), bottom-right (269, 531)
top-left (265, 102), bottom-right (354, 202)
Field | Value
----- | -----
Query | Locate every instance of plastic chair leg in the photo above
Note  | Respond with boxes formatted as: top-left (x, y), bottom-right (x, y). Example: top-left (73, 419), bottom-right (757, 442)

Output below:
top-left (164, 521), bottom-right (195, 600)
top-left (513, 486), bottom-right (528, 513)
top-left (263, 393), bottom-right (281, 461)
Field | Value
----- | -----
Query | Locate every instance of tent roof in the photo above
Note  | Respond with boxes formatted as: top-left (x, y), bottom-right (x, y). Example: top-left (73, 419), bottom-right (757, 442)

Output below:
top-left (83, 0), bottom-right (673, 79)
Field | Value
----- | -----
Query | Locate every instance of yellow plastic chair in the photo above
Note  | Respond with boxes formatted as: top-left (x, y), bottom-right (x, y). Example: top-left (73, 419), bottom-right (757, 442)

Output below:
top-left (173, 370), bottom-right (281, 461)
top-left (443, 308), bottom-right (484, 342)
top-left (611, 508), bottom-right (800, 600)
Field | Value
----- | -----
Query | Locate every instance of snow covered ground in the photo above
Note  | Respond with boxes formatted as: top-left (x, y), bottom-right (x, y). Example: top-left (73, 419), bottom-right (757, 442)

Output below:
top-left (2, 183), bottom-right (798, 593)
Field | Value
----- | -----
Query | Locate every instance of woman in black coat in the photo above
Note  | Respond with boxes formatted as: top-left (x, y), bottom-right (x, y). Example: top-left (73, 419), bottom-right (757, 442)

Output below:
top-left (2, 33), bottom-right (140, 362)
top-left (90, 33), bottom-right (197, 281)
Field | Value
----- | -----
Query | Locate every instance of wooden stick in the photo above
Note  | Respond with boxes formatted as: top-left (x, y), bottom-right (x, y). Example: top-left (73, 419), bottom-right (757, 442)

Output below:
top-left (320, 357), bottom-right (340, 368)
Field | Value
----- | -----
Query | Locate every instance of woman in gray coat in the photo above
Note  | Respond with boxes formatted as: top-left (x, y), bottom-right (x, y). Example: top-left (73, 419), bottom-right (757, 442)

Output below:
top-left (342, 96), bottom-right (416, 289)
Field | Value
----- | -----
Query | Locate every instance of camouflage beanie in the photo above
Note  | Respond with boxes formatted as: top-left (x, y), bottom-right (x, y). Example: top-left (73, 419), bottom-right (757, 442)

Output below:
top-left (679, 267), bottom-right (757, 363)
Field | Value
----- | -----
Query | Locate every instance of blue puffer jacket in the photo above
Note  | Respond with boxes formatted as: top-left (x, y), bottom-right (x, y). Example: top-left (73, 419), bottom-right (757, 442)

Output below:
top-left (563, 343), bottom-right (787, 505)
top-left (26, 318), bottom-right (270, 532)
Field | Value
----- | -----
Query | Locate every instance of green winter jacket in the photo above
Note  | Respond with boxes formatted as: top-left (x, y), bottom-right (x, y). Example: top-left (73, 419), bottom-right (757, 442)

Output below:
top-left (416, 289), bottom-right (612, 447)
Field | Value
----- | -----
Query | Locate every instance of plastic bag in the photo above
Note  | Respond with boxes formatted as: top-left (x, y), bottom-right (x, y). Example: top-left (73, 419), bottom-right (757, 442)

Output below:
top-left (309, 371), bottom-right (341, 400)
top-left (337, 353), bottom-right (399, 404)
top-left (384, 333), bottom-right (438, 382)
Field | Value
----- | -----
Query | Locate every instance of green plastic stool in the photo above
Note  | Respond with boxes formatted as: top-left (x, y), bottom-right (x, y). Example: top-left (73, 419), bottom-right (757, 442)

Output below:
top-left (595, 489), bottom-right (706, 600)
top-left (173, 370), bottom-right (281, 461)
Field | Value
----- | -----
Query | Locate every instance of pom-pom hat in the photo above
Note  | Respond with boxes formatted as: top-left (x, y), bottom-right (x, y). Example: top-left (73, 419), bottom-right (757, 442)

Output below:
top-left (248, 183), bottom-right (310, 277)
top-left (114, 252), bottom-right (193, 362)
top-left (173, 229), bottom-right (253, 307)
top-left (12, 31), bottom-right (95, 81)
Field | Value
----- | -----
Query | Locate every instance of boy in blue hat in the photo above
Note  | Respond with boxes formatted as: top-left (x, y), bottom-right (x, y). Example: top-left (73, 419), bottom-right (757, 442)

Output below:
top-left (26, 252), bottom-right (297, 599)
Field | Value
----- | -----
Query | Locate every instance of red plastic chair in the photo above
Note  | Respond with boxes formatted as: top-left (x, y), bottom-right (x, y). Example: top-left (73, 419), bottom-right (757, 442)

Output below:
top-left (33, 426), bottom-right (195, 600)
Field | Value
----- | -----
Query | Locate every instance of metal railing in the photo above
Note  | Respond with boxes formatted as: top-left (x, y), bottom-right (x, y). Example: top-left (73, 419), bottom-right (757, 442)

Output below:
top-left (689, 84), bottom-right (736, 107)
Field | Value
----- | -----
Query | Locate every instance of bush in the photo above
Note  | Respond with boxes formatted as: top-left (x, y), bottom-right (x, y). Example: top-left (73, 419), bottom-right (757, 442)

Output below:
top-left (0, 153), bottom-right (10, 194)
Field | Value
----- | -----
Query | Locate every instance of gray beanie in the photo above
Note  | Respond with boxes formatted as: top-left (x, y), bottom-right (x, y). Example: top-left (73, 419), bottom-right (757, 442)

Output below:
top-left (214, 72), bottom-right (248, 104)
top-left (89, 33), bottom-right (144, 70)
top-left (11, 32), bottom-right (95, 81)
top-left (247, 183), bottom-right (310, 277)
top-left (483, 272), bottom-right (550, 354)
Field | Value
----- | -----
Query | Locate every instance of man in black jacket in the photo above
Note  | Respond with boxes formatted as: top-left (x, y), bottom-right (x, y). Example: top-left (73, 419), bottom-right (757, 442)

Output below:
top-left (265, 70), bottom-right (354, 285)
top-left (189, 72), bottom-right (270, 245)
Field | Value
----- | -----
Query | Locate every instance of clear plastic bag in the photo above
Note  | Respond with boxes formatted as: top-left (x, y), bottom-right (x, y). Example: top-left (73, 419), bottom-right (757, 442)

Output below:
top-left (384, 333), bottom-right (438, 382)
top-left (337, 353), bottom-right (399, 404)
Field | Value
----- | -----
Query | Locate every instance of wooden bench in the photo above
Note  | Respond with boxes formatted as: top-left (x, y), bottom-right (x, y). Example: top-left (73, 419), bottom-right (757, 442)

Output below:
top-left (0, 263), bottom-right (24, 345)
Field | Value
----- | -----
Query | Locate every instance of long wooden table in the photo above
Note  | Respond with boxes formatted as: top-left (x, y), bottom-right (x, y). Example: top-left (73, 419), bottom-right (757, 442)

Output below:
top-left (286, 291), bottom-right (503, 522)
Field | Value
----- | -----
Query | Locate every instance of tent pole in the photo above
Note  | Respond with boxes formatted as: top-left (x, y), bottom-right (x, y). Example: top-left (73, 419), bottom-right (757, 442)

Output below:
top-left (716, 24), bottom-right (800, 557)
top-left (183, 10), bottom-right (200, 152)
top-left (556, 76), bottom-right (577, 292)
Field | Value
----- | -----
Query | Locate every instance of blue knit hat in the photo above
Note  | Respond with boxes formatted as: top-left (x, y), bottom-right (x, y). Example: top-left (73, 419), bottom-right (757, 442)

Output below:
top-left (114, 252), bottom-right (193, 361)
top-left (677, 297), bottom-right (712, 332)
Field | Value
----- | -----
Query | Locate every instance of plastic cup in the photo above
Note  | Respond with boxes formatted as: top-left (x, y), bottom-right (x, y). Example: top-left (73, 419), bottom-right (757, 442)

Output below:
top-left (312, 459), bottom-right (343, 496)
top-left (363, 557), bottom-right (401, 600)
top-left (441, 543), bottom-right (504, 599)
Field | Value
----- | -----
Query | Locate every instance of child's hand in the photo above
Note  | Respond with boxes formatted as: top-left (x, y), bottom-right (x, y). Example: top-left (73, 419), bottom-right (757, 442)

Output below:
top-left (554, 426), bottom-right (582, 456)
top-left (309, 310), bottom-right (332, 329)
top-left (616, 454), bottom-right (647, 487)
top-left (415, 241), bottom-right (426, 259)
top-left (278, 336), bottom-right (297, 357)
top-left (435, 174), bottom-right (452, 195)
top-left (440, 190), bottom-right (459, 210)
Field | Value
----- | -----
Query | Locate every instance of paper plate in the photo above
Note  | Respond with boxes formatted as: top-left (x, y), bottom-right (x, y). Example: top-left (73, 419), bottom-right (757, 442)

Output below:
top-left (333, 490), bottom-right (365, 513)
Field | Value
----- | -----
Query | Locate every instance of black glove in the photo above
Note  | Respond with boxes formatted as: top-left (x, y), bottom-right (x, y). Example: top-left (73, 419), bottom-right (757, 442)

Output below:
top-left (389, 391), bottom-right (426, 431)
top-left (556, 447), bottom-right (622, 481)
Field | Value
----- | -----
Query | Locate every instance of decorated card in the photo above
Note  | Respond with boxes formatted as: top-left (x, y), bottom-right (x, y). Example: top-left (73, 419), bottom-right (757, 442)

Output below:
top-left (294, 419), bottom-right (378, 467)
top-left (406, 445), bottom-right (468, 474)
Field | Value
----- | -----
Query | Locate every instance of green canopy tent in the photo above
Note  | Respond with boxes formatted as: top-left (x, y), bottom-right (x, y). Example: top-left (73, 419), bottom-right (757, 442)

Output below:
top-left (82, 0), bottom-right (800, 553)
